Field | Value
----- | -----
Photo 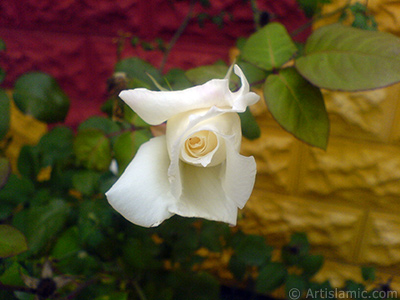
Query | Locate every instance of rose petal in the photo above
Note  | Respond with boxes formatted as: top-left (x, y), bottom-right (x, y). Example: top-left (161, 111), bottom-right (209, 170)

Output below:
top-left (106, 136), bottom-right (175, 227)
top-left (180, 130), bottom-right (222, 167)
top-left (119, 65), bottom-right (260, 125)
top-left (168, 163), bottom-right (239, 225)
top-left (166, 108), bottom-right (242, 199)
top-left (223, 136), bottom-right (257, 209)
top-left (231, 65), bottom-right (260, 111)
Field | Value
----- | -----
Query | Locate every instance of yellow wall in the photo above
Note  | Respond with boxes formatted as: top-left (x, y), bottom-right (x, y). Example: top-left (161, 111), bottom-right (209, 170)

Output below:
top-left (239, 0), bottom-right (400, 290)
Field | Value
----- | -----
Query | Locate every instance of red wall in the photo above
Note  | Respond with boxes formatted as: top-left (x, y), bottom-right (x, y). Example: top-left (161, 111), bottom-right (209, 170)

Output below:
top-left (0, 0), bottom-right (309, 127)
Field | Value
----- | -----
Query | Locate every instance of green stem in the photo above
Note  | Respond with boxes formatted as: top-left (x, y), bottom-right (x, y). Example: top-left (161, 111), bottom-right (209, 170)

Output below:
top-left (250, 0), bottom-right (260, 30)
top-left (159, 0), bottom-right (196, 73)
top-left (291, 0), bottom-right (352, 37)
top-left (133, 280), bottom-right (148, 300)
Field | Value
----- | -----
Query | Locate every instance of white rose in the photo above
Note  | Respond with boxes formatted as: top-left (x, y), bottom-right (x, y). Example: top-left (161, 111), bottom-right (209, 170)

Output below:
top-left (106, 65), bottom-right (260, 227)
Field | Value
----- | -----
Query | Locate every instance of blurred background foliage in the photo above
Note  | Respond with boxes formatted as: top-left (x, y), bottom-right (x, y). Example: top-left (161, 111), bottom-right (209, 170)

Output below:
top-left (1, 0), bottom-right (399, 299)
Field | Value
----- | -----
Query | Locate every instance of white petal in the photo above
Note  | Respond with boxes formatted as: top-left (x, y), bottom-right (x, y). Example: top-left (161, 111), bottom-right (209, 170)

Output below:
top-left (119, 79), bottom-right (230, 125)
top-left (222, 136), bottom-right (257, 209)
top-left (106, 136), bottom-right (175, 227)
top-left (119, 65), bottom-right (260, 125)
top-left (168, 162), bottom-right (239, 225)
top-left (166, 108), bottom-right (242, 199)
top-left (231, 65), bottom-right (260, 111)
top-left (180, 130), bottom-right (224, 167)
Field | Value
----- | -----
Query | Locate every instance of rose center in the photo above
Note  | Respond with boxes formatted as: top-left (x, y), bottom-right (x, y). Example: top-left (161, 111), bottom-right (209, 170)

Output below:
top-left (184, 130), bottom-right (217, 158)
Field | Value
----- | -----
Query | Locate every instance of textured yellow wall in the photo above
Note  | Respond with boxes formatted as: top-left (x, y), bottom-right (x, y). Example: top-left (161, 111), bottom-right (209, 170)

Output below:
top-left (239, 0), bottom-right (400, 291)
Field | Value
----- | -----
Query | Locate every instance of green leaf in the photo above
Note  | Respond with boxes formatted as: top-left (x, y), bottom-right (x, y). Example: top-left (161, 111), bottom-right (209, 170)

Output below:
top-left (113, 130), bottom-right (152, 174)
top-left (0, 89), bottom-right (10, 140)
top-left (72, 170), bottom-right (100, 196)
top-left (285, 274), bottom-right (307, 300)
top-left (264, 67), bottom-right (329, 149)
top-left (0, 225), bottom-right (28, 258)
top-left (235, 61), bottom-right (268, 87)
top-left (122, 238), bottom-right (158, 270)
top-left (17, 145), bottom-right (39, 180)
top-left (239, 108), bottom-right (261, 140)
top-left (185, 65), bottom-right (229, 85)
top-left (199, 221), bottom-right (229, 252)
top-left (295, 23), bottom-right (400, 91)
top-left (235, 235), bottom-right (272, 266)
top-left (242, 23), bottom-right (297, 71)
top-left (185, 63), bottom-right (242, 90)
top-left (297, 0), bottom-right (330, 18)
top-left (345, 279), bottom-right (365, 293)
top-left (13, 72), bottom-right (70, 123)
top-left (74, 129), bottom-right (112, 171)
top-left (361, 266), bottom-right (376, 281)
top-left (115, 57), bottom-right (163, 90)
top-left (37, 126), bottom-right (74, 166)
top-left (228, 254), bottom-right (247, 280)
top-left (290, 232), bottom-right (310, 251)
top-left (0, 262), bottom-right (27, 286)
top-left (256, 262), bottom-right (288, 293)
top-left (13, 199), bottom-right (70, 255)
top-left (78, 199), bottom-right (112, 249)
top-left (236, 37), bottom-right (247, 52)
top-left (282, 232), bottom-right (311, 265)
top-left (99, 171), bottom-right (117, 194)
top-left (101, 98), bottom-right (113, 117)
top-left (0, 204), bottom-right (12, 220)
top-left (299, 254), bottom-right (324, 278)
top-left (51, 226), bottom-right (80, 260)
top-left (0, 157), bottom-right (10, 190)
top-left (78, 116), bottom-right (120, 136)
top-left (124, 104), bottom-right (151, 128)
top-left (164, 68), bottom-right (193, 90)
top-left (157, 217), bottom-right (200, 261)
top-left (0, 174), bottom-right (34, 205)
top-left (348, 3), bottom-right (377, 31)
top-left (297, 0), bottom-right (319, 18)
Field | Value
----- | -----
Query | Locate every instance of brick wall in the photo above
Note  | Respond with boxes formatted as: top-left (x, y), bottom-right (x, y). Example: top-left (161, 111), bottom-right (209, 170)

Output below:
top-left (0, 0), bottom-right (308, 128)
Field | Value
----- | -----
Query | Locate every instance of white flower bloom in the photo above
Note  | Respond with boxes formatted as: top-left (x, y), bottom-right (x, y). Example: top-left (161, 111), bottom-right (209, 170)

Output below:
top-left (106, 65), bottom-right (260, 227)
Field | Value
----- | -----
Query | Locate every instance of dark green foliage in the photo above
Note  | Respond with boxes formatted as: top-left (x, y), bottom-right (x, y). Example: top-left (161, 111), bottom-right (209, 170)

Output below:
top-left (340, 2), bottom-right (378, 31)
top-left (256, 262), bottom-right (288, 293)
top-left (0, 157), bottom-right (10, 190)
top-left (13, 72), bottom-right (70, 123)
top-left (0, 89), bottom-right (10, 139)
top-left (297, 0), bottom-right (331, 18)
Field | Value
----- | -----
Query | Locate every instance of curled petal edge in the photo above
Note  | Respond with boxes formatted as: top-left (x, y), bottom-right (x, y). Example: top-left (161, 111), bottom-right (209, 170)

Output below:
top-left (119, 64), bottom-right (260, 125)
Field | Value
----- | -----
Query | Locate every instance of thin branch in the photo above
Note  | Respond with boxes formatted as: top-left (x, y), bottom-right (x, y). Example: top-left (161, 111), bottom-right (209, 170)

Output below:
top-left (159, 0), bottom-right (196, 73)
top-left (59, 277), bottom-right (99, 300)
top-left (250, 0), bottom-right (261, 30)
top-left (0, 282), bottom-right (36, 295)
top-left (291, 0), bottom-right (352, 37)
top-left (133, 280), bottom-right (147, 300)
